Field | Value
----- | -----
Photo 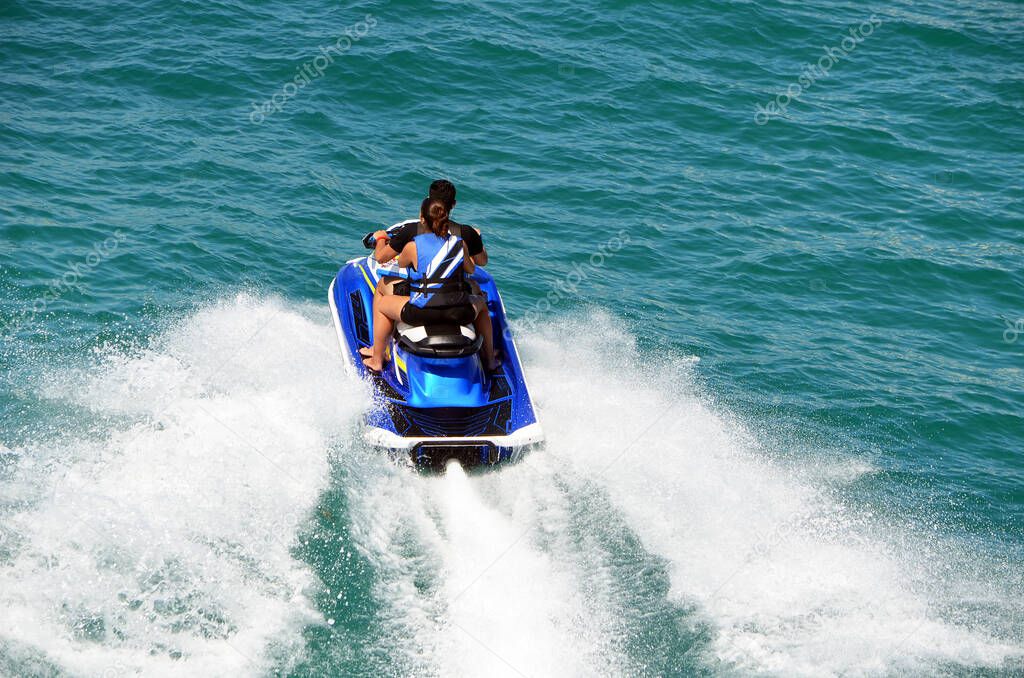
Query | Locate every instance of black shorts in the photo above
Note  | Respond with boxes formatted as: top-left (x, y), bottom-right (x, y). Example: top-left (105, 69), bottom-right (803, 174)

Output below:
top-left (400, 302), bottom-right (477, 326)
top-left (380, 276), bottom-right (410, 296)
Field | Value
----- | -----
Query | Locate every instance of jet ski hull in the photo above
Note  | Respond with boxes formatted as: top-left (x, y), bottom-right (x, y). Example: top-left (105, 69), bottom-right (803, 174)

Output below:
top-left (329, 255), bottom-right (543, 468)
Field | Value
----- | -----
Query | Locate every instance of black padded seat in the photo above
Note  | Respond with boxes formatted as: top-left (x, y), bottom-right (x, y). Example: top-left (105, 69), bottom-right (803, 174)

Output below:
top-left (395, 321), bottom-right (483, 358)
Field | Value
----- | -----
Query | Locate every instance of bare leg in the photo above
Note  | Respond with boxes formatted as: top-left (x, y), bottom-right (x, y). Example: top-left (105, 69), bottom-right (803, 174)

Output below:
top-left (364, 295), bottom-right (409, 372)
top-left (473, 299), bottom-right (498, 371)
top-left (376, 278), bottom-right (396, 298)
top-left (360, 278), bottom-right (397, 359)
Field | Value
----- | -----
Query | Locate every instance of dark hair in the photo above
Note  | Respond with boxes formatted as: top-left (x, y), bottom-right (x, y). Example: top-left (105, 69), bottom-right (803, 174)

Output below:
top-left (420, 198), bottom-right (450, 237)
top-left (428, 179), bottom-right (457, 210)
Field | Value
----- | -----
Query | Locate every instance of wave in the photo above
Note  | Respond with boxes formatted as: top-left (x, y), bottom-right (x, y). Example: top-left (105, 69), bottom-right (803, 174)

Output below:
top-left (1, 296), bottom-right (1020, 677)
top-left (0, 294), bottom-right (364, 676)
top-left (520, 312), bottom-right (1023, 676)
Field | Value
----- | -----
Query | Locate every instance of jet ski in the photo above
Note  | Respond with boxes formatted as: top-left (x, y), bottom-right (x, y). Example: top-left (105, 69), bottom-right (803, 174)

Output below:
top-left (328, 222), bottom-right (544, 468)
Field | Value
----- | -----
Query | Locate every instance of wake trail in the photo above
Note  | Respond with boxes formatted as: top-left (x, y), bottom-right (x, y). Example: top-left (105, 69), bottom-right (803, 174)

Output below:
top-left (0, 294), bottom-right (366, 677)
top-left (519, 311), bottom-right (1024, 676)
top-left (344, 450), bottom-right (632, 677)
top-left (5, 298), bottom-right (1020, 678)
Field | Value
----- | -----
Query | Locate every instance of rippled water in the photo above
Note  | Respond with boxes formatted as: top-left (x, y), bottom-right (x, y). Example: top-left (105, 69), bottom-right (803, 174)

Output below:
top-left (1, 0), bottom-right (1022, 676)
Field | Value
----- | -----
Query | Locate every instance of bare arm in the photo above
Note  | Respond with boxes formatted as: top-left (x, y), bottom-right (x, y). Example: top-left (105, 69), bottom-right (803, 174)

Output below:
top-left (471, 227), bottom-right (487, 266)
top-left (398, 242), bottom-right (416, 269)
top-left (372, 231), bottom-right (399, 263)
top-left (462, 242), bottom-right (476, 274)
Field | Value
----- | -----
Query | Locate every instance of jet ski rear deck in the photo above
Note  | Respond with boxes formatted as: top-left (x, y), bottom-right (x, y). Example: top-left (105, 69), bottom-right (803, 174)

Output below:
top-left (329, 242), bottom-right (543, 468)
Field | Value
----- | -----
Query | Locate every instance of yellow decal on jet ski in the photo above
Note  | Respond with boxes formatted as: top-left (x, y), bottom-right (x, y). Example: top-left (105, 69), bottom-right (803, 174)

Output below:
top-left (358, 264), bottom-right (376, 292)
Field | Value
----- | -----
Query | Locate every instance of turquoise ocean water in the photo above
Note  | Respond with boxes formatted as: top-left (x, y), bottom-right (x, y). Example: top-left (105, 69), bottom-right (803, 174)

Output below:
top-left (1, 0), bottom-right (1022, 675)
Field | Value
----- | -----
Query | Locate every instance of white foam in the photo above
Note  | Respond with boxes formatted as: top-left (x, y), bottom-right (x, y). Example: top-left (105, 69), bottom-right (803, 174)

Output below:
top-left (4, 299), bottom-right (1020, 677)
top-left (0, 294), bottom-right (367, 676)
top-left (343, 450), bottom-right (631, 677)
top-left (519, 310), bottom-right (1023, 676)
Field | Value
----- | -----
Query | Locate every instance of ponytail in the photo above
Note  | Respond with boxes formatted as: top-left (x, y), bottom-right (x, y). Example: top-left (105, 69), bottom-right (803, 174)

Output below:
top-left (420, 198), bottom-right (450, 237)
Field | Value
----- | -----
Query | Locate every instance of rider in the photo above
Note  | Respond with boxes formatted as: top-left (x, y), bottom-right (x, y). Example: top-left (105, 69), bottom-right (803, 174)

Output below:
top-left (359, 198), bottom-right (499, 374)
top-left (371, 180), bottom-right (487, 289)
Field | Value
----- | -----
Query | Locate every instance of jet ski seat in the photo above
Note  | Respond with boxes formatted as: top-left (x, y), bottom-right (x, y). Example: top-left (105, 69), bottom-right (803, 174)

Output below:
top-left (396, 321), bottom-right (483, 358)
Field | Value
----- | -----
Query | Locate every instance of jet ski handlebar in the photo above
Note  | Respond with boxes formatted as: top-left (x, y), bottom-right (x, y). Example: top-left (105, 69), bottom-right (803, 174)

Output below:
top-left (363, 223), bottom-right (407, 250)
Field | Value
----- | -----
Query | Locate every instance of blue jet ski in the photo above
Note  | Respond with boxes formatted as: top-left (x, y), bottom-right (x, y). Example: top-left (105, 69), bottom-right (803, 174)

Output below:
top-left (328, 222), bottom-right (544, 468)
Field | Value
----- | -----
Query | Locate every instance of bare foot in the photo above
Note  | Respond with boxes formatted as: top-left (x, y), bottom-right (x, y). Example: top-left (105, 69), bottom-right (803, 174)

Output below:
top-left (362, 357), bottom-right (383, 374)
top-left (358, 346), bottom-right (372, 358)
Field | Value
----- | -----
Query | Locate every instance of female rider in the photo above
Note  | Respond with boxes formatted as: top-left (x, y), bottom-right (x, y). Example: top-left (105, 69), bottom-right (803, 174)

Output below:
top-left (359, 198), bottom-right (499, 374)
